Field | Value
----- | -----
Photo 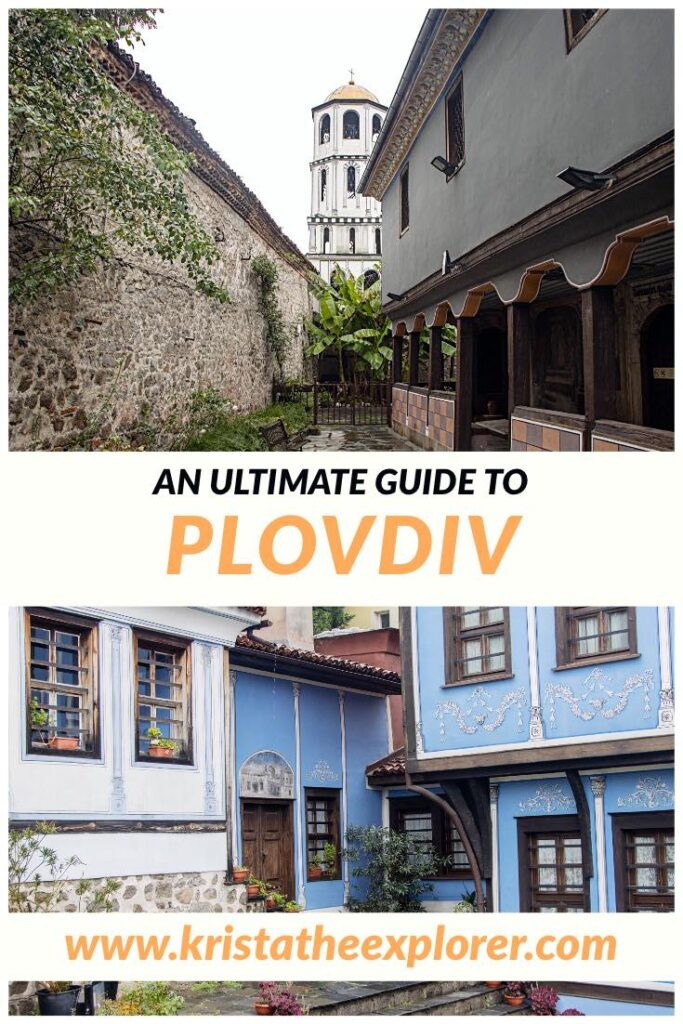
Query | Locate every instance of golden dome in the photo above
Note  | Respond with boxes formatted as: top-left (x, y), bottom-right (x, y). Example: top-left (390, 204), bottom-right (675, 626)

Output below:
top-left (325, 79), bottom-right (379, 103)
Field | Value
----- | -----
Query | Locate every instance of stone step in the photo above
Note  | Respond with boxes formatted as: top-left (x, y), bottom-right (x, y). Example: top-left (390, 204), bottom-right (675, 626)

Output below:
top-left (313, 982), bottom-right (475, 1015)
top-left (382, 984), bottom-right (505, 1016)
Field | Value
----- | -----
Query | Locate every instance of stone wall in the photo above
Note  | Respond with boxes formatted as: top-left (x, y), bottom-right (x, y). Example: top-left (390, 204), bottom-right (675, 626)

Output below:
top-left (9, 164), bottom-right (311, 451)
top-left (16, 870), bottom-right (249, 913)
top-left (9, 982), bottom-right (39, 1016)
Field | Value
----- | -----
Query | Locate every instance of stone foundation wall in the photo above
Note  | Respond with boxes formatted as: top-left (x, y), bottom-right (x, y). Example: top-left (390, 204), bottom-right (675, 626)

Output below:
top-left (16, 870), bottom-right (249, 913)
top-left (9, 168), bottom-right (311, 450)
top-left (9, 982), bottom-right (39, 1016)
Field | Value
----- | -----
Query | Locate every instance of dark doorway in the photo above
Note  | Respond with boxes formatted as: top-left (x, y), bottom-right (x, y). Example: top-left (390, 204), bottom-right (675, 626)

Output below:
top-left (474, 326), bottom-right (507, 417)
top-left (532, 305), bottom-right (584, 413)
top-left (241, 801), bottom-right (295, 899)
top-left (641, 305), bottom-right (674, 432)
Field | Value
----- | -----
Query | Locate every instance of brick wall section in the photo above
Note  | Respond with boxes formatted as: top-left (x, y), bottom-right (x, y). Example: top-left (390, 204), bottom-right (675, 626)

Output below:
top-left (406, 388), bottom-right (429, 435)
top-left (428, 393), bottom-right (455, 450)
top-left (510, 414), bottom-right (583, 452)
top-left (391, 385), bottom-right (408, 432)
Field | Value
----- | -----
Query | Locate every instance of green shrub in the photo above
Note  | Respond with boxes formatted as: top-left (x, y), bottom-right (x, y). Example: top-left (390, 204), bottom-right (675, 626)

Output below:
top-left (343, 825), bottom-right (444, 912)
top-left (98, 982), bottom-right (184, 1016)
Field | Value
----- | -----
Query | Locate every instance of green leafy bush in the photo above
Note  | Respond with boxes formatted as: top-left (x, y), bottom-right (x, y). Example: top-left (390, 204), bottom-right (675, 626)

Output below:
top-left (343, 825), bottom-right (444, 912)
top-left (99, 982), bottom-right (184, 1016)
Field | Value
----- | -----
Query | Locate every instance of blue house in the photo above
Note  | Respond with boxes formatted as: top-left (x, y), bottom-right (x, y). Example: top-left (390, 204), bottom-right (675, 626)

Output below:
top-left (9, 606), bottom-right (397, 913)
top-left (368, 607), bottom-right (674, 915)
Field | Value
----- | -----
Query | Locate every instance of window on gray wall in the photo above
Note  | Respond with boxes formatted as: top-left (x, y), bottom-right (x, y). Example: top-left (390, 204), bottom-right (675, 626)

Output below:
top-left (349, 228), bottom-right (356, 254)
top-left (563, 10), bottom-right (605, 50)
top-left (400, 165), bottom-right (409, 234)
top-left (446, 76), bottom-right (465, 176)
top-left (375, 228), bottom-right (381, 255)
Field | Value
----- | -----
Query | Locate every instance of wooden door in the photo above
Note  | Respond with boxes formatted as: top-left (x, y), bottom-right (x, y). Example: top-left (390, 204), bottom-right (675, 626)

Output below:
top-left (241, 801), bottom-right (295, 899)
top-left (641, 305), bottom-right (674, 431)
top-left (532, 306), bottom-right (583, 413)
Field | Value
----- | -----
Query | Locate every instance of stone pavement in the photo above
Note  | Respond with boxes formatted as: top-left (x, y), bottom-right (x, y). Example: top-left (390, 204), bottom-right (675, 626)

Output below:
top-left (302, 425), bottom-right (422, 451)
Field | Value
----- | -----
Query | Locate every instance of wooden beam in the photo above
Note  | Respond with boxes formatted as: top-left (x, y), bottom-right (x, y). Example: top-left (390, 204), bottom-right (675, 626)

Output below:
top-left (566, 768), bottom-right (595, 880)
top-left (428, 325), bottom-right (443, 390)
top-left (464, 778), bottom-right (492, 878)
top-left (455, 318), bottom-right (474, 450)
top-left (582, 285), bottom-right (618, 423)
top-left (441, 780), bottom-right (487, 881)
top-left (392, 334), bottom-right (404, 383)
top-left (507, 303), bottom-right (532, 415)
top-left (408, 331), bottom-right (421, 385)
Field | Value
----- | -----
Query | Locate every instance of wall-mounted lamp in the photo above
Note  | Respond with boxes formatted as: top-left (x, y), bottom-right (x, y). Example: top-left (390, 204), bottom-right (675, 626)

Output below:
top-left (441, 250), bottom-right (461, 276)
top-left (361, 269), bottom-right (380, 289)
top-left (387, 291), bottom-right (405, 302)
top-left (557, 166), bottom-right (616, 191)
top-left (431, 154), bottom-right (457, 177)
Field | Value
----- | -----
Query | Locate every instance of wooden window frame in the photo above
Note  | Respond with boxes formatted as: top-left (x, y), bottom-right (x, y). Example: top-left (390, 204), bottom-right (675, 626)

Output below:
top-left (24, 608), bottom-right (101, 759)
top-left (518, 814), bottom-right (591, 912)
top-left (554, 607), bottom-right (638, 671)
top-left (443, 607), bottom-right (512, 686)
top-left (612, 811), bottom-right (674, 913)
top-left (399, 164), bottom-right (410, 236)
top-left (133, 629), bottom-right (193, 766)
top-left (563, 9), bottom-right (607, 52)
top-left (444, 74), bottom-right (465, 180)
top-left (305, 788), bottom-right (342, 881)
top-left (390, 796), bottom-right (471, 880)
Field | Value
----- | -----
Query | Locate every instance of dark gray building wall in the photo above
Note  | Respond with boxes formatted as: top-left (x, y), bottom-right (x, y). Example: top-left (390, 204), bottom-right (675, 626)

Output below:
top-left (381, 9), bottom-right (674, 299)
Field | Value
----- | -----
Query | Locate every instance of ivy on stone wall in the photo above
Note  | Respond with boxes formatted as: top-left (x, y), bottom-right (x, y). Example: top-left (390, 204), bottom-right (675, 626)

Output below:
top-left (9, 9), bottom-right (230, 306)
top-left (251, 255), bottom-right (290, 371)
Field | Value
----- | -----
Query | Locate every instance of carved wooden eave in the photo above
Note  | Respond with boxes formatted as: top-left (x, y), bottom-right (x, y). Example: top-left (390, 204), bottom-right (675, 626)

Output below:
top-left (98, 44), bottom-right (315, 280)
top-left (361, 9), bottom-right (486, 200)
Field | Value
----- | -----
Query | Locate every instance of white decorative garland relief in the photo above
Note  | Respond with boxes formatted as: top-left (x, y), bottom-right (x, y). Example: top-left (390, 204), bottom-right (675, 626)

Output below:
top-left (617, 775), bottom-right (674, 809)
top-left (518, 783), bottom-right (576, 814)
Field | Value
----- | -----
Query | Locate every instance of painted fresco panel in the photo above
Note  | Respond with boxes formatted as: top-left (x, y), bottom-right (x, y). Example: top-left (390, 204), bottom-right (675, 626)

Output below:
top-left (536, 607), bottom-right (663, 739)
top-left (416, 606), bottom-right (531, 752)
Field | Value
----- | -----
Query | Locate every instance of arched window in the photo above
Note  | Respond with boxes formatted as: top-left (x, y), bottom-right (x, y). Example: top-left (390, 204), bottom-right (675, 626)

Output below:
top-left (375, 228), bottom-right (381, 255)
top-left (323, 227), bottom-right (330, 254)
top-left (349, 228), bottom-right (356, 255)
top-left (320, 168), bottom-right (327, 202)
top-left (372, 114), bottom-right (382, 140)
top-left (346, 165), bottom-right (356, 197)
top-left (319, 113), bottom-right (331, 145)
top-left (343, 110), bottom-right (360, 140)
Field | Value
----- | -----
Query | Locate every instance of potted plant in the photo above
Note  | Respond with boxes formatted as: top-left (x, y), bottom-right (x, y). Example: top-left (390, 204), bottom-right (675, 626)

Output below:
top-left (503, 982), bottom-right (527, 1008)
top-left (145, 727), bottom-right (175, 759)
top-left (322, 841), bottom-right (337, 875)
top-left (270, 892), bottom-right (287, 911)
top-left (528, 984), bottom-right (560, 1016)
top-left (254, 983), bottom-right (303, 1016)
top-left (47, 733), bottom-right (79, 751)
top-left (254, 982), bottom-right (276, 1016)
top-left (30, 698), bottom-right (49, 744)
top-left (232, 865), bottom-right (248, 883)
top-left (37, 982), bottom-right (81, 1016)
top-left (247, 874), bottom-right (262, 899)
top-left (283, 900), bottom-right (301, 913)
top-left (308, 853), bottom-right (324, 880)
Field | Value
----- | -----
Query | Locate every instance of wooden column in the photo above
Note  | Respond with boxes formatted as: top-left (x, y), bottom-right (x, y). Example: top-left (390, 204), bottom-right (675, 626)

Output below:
top-left (582, 286), bottom-right (618, 424)
top-left (507, 303), bottom-right (532, 416)
top-left (408, 331), bottom-right (421, 386)
top-left (428, 325), bottom-right (443, 391)
top-left (392, 334), bottom-right (404, 383)
top-left (455, 318), bottom-right (474, 450)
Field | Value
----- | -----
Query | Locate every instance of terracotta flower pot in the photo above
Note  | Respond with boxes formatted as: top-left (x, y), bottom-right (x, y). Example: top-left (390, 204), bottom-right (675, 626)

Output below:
top-left (503, 994), bottom-right (525, 1007)
top-left (308, 865), bottom-right (323, 880)
top-left (148, 745), bottom-right (174, 759)
top-left (264, 896), bottom-right (276, 909)
top-left (485, 982), bottom-right (502, 989)
top-left (47, 736), bottom-right (79, 751)
top-left (254, 1002), bottom-right (272, 1016)
top-left (233, 868), bottom-right (248, 883)
top-left (247, 883), bottom-right (260, 898)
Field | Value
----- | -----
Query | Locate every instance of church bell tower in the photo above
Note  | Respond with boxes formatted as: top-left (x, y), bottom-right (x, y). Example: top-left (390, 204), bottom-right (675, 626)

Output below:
top-left (307, 73), bottom-right (387, 282)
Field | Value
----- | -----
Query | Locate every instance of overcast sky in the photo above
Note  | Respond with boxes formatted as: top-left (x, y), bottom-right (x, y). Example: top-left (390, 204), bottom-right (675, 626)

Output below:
top-left (129, 4), bottom-right (426, 252)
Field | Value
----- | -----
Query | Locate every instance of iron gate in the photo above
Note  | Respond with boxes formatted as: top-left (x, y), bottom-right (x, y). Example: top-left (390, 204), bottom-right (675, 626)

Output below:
top-left (312, 381), bottom-right (392, 426)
